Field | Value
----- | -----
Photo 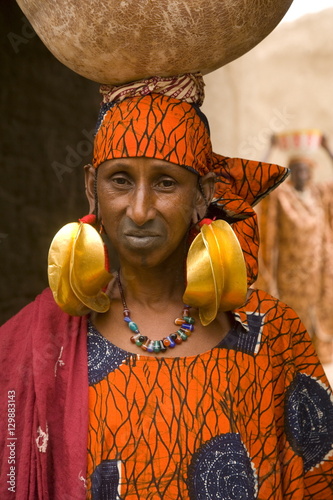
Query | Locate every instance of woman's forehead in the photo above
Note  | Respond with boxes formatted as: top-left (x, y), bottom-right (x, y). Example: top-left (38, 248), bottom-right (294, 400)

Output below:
top-left (98, 157), bottom-right (199, 180)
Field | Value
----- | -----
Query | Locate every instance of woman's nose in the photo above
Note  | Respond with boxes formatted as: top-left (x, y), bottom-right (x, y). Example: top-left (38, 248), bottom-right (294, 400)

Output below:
top-left (126, 186), bottom-right (156, 226)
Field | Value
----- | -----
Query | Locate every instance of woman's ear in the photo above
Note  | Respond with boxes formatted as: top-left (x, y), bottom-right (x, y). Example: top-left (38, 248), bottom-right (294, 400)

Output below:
top-left (195, 172), bottom-right (216, 218)
top-left (84, 163), bottom-right (97, 214)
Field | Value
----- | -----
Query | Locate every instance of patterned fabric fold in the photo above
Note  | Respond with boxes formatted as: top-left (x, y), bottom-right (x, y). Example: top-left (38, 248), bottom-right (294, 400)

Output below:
top-left (209, 154), bottom-right (290, 222)
top-left (99, 72), bottom-right (205, 109)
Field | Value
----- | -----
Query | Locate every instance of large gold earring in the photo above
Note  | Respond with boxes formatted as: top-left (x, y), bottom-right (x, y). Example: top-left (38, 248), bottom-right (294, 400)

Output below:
top-left (183, 219), bottom-right (247, 326)
top-left (48, 214), bottom-right (113, 315)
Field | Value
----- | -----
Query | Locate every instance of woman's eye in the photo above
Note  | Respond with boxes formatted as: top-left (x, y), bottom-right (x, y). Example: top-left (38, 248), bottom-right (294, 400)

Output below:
top-left (112, 176), bottom-right (130, 186)
top-left (157, 179), bottom-right (175, 189)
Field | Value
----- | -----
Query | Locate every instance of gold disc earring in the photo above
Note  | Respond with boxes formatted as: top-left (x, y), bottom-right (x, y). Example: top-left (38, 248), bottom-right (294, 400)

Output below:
top-left (183, 218), bottom-right (247, 325)
top-left (48, 214), bottom-right (113, 315)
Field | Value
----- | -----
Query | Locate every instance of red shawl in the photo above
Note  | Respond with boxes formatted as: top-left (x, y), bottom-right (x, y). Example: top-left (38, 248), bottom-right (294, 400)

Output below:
top-left (0, 288), bottom-right (88, 499)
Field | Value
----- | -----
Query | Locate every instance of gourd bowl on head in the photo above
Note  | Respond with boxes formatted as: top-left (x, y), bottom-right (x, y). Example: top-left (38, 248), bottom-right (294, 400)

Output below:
top-left (17, 0), bottom-right (293, 84)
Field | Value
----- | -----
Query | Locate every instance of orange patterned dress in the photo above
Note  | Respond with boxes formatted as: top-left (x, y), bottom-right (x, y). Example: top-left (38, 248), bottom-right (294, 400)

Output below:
top-left (86, 289), bottom-right (333, 499)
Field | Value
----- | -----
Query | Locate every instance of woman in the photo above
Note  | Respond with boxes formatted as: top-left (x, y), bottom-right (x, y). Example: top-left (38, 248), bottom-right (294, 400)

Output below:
top-left (258, 136), bottom-right (333, 364)
top-left (0, 74), bottom-right (332, 499)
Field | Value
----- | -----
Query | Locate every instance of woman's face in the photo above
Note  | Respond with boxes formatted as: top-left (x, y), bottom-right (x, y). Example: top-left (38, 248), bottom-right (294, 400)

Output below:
top-left (90, 157), bottom-right (207, 269)
top-left (290, 160), bottom-right (312, 191)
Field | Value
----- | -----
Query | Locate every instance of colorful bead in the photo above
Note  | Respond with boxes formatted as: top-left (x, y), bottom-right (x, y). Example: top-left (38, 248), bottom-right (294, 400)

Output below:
top-left (174, 335), bottom-right (182, 344)
top-left (181, 323), bottom-right (194, 331)
top-left (177, 329), bottom-right (188, 341)
top-left (141, 339), bottom-right (150, 351)
top-left (135, 335), bottom-right (147, 347)
top-left (183, 316), bottom-right (195, 324)
top-left (174, 318), bottom-right (184, 325)
top-left (152, 341), bottom-right (160, 353)
top-left (159, 341), bottom-right (167, 352)
top-left (130, 334), bottom-right (141, 344)
top-left (128, 321), bottom-right (139, 332)
top-left (147, 341), bottom-right (155, 353)
top-left (165, 336), bottom-right (176, 348)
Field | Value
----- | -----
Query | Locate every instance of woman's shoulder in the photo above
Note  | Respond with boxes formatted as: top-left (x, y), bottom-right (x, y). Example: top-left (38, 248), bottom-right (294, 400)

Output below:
top-left (0, 287), bottom-right (86, 346)
top-left (234, 288), bottom-right (306, 353)
top-left (236, 287), bottom-right (300, 321)
top-left (1, 288), bottom-right (61, 329)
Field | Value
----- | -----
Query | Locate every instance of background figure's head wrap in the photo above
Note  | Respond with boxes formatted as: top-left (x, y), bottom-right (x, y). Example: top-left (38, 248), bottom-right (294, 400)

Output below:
top-left (93, 73), bottom-right (289, 285)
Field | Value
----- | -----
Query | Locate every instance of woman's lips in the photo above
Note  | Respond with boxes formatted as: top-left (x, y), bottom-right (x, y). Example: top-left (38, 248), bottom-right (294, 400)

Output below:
top-left (124, 232), bottom-right (161, 248)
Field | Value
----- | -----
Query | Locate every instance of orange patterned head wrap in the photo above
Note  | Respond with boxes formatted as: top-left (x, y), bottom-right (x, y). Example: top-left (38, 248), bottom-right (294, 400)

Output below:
top-left (93, 93), bottom-right (213, 175)
top-left (93, 73), bottom-right (211, 175)
top-left (92, 73), bottom-right (289, 285)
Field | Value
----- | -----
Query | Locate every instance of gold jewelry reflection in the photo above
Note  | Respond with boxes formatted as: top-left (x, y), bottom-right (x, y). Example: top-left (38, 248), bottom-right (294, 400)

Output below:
top-left (183, 220), bottom-right (247, 326)
top-left (48, 222), bottom-right (112, 315)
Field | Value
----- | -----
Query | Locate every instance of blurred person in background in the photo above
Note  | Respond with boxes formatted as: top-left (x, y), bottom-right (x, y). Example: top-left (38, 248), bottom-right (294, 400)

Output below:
top-left (257, 133), bottom-right (333, 365)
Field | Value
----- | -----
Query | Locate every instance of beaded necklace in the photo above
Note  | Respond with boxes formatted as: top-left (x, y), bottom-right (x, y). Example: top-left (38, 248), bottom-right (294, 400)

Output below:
top-left (117, 272), bottom-right (195, 353)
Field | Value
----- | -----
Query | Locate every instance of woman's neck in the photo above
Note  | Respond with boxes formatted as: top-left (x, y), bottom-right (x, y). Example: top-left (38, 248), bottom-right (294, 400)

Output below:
top-left (117, 258), bottom-right (186, 307)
